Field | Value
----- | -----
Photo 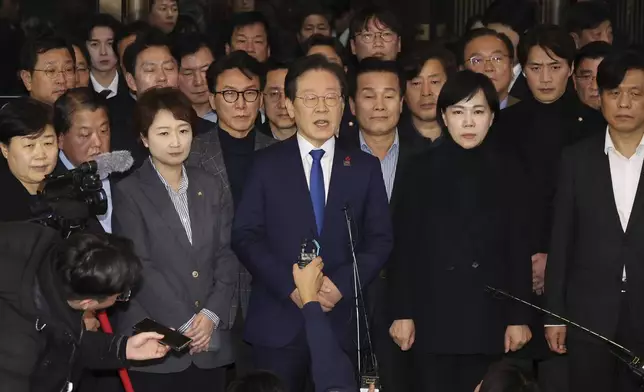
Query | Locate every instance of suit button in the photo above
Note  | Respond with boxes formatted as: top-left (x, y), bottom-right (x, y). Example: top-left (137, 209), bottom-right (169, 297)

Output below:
top-left (192, 270), bottom-right (199, 278)
top-left (194, 300), bottom-right (200, 307)
top-left (472, 262), bottom-right (479, 269)
top-left (349, 121), bottom-right (354, 127)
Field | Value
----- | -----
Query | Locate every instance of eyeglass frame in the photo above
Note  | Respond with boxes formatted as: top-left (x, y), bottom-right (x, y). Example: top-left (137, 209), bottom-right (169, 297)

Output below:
top-left (214, 89), bottom-right (261, 104)
top-left (354, 30), bottom-right (398, 43)
top-left (466, 55), bottom-right (510, 69)
top-left (574, 74), bottom-right (597, 83)
top-left (263, 89), bottom-right (286, 104)
top-left (33, 66), bottom-right (76, 80)
top-left (295, 92), bottom-right (343, 108)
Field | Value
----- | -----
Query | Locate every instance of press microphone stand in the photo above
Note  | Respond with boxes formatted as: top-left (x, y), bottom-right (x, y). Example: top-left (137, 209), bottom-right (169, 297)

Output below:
top-left (486, 286), bottom-right (644, 381)
top-left (343, 206), bottom-right (380, 390)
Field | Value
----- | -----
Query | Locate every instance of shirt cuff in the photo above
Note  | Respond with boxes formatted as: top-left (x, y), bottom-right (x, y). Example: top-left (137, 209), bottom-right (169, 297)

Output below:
top-left (178, 314), bottom-right (197, 333)
top-left (199, 308), bottom-right (220, 329)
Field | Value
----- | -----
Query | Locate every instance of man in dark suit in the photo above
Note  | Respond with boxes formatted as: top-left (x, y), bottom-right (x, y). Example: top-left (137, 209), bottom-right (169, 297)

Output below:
top-left (545, 50), bottom-right (644, 392)
top-left (341, 57), bottom-right (413, 392)
top-left (186, 50), bottom-right (275, 376)
top-left (258, 59), bottom-right (296, 141)
top-left (232, 55), bottom-right (393, 391)
top-left (85, 14), bottom-right (123, 100)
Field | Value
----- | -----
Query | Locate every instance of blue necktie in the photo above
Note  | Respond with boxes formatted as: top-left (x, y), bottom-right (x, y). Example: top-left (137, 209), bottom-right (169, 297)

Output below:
top-left (309, 149), bottom-right (325, 235)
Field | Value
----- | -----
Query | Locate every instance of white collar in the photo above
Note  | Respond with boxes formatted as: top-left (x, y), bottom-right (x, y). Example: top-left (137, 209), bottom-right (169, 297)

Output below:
top-left (297, 133), bottom-right (335, 159)
top-left (90, 71), bottom-right (119, 95)
top-left (604, 126), bottom-right (644, 156)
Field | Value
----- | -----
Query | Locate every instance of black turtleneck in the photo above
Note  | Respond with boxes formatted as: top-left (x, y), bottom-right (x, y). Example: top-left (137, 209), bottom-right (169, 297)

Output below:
top-left (495, 88), bottom-right (606, 253)
top-left (218, 126), bottom-right (256, 206)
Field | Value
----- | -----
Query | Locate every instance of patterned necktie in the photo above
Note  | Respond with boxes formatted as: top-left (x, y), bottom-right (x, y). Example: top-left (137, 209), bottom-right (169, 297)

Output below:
top-left (309, 149), bottom-right (326, 235)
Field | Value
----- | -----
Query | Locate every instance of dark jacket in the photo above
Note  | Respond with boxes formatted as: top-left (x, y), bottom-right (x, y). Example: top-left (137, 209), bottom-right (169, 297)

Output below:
top-left (389, 138), bottom-right (532, 354)
top-left (0, 223), bottom-right (129, 392)
top-left (0, 159), bottom-right (35, 222)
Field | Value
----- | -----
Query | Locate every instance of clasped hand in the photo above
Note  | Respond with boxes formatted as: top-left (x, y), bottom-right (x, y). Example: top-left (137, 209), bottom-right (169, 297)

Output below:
top-left (291, 257), bottom-right (343, 311)
top-left (185, 313), bottom-right (215, 355)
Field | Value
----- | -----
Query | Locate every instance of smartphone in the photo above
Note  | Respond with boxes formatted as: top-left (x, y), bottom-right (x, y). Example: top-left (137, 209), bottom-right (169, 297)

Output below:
top-left (133, 318), bottom-right (192, 352)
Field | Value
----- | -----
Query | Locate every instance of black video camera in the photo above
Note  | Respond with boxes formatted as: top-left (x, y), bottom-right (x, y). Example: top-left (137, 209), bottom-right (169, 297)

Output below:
top-left (31, 161), bottom-right (107, 236)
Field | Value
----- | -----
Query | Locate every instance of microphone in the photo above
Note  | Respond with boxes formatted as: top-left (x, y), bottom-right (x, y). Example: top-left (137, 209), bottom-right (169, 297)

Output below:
top-left (92, 150), bottom-right (134, 179)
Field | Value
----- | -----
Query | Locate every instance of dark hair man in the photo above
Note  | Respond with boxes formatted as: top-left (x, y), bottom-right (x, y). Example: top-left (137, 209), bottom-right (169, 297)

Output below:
top-left (350, 6), bottom-right (402, 61)
top-left (0, 223), bottom-right (170, 392)
top-left (85, 13), bottom-right (121, 99)
top-left (461, 28), bottom-right (517, 109)
top-left (19, 35), bottom-right (76, 105)
top-left (400, 43), bottom-right (456, 151)
top-left (566, 1), bottom-right (613, 49)
top-left (545, 50), bottom-right (644, 392)
top-left (573, 41), bottom-right (613, 110)
top-left (148, 0), bottom-right (178, 34)
top-left (225, 11), bottom-right (271, 63)
top-left (232, 54), bottom-right (392, 392)
top-left (172, 33), bottom-right (216, 122)
top-left (260, 59), bottom-right (296, 141)
top-left (296, 3), bottom-right (333, 44)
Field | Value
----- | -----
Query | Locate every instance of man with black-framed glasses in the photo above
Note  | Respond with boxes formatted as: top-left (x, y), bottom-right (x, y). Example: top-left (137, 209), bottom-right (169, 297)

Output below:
top-left (573, 41), bottom-right (613, 111)
top-left (187, 50), bottom-right (275, 377)
top-left (350, 6), bottom-right (402, 61)
top-left (19, 35), bottom-right (76, 105)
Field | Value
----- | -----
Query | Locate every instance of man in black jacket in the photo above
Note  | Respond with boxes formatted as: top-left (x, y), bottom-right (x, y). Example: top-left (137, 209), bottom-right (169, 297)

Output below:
top-left (0, 222), bottom-right (170, 392)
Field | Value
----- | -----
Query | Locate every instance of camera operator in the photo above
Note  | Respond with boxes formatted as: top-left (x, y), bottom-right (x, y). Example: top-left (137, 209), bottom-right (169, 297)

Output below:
top-left (53, 87), bottom-right (114, 233)
top-left (0, 98), bottom-right (58, 222)
top-left (0, 222), bottom-right (171, 392)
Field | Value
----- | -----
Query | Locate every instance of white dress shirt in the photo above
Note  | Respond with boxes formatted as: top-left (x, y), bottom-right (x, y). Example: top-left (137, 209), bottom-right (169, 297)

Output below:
top-left (508, 63), bottom-right (522, 92)
top-left (605, 127), bottom-right (644, 282)
top-left (90, 72), bottom-right (119, 99)
top-left (59, 151), bottom-right (113, 233)
top-left (297, 133), bottom-right (335, 203)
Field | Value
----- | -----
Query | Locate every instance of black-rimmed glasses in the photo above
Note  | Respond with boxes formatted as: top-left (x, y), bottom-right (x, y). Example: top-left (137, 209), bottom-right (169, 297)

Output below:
top-left (215, 89), bottom-right (260, 103)
top-left (355, 31), bottom-right (397, 43)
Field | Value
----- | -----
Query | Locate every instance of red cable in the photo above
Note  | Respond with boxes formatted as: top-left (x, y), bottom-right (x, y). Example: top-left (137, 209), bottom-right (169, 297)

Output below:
top-left (97, 311), bottom-right (135, 392)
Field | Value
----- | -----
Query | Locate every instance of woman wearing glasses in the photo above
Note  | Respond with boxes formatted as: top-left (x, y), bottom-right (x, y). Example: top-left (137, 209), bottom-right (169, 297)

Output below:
top-left (389, 70), bottom-right (533, 392)
top-left (112, 87), bottom-right (238, 392)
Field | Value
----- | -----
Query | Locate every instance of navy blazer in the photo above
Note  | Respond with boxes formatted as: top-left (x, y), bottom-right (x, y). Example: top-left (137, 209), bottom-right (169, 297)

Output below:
top-left (232, 136), bottom-right (393, 348)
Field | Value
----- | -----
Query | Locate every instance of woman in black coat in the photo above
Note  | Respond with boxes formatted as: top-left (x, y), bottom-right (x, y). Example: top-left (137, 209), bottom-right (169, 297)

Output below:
top-left (388, 70), bottom-right (533, 392)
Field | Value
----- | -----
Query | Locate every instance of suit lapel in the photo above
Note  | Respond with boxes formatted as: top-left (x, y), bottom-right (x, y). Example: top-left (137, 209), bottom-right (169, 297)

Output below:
top-left (594, 142), bottom-right (625, 237)
top-left (286, 137), bottom-right (318, 238)
top-left (139, 160), bottom-right (193, 251)
top-left (323, 142), bottom-right (350, 237)
top-left (626, 161), bottom-right (644, 235)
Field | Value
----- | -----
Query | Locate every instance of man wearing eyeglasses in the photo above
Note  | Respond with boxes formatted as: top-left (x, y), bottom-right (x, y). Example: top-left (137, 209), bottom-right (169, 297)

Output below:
top-left (573, 41), bottom-right (613, 111)
top-left (462, 28), bottom-right (518, 109)
top-left (259, 59), bottom-right (296, 141)
top-left (350, 6), bottom-right (402, 61)
top-left (19, 35), bottom-right (76, 106)
top-left (232, 54), bottom-right (392, 392)
top-left (187, 50), bottom-right (275, 376)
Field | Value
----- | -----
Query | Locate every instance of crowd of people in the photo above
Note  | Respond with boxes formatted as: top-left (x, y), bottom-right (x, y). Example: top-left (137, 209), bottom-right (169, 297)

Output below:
top-left (0, 0), bottom-right (642, 391)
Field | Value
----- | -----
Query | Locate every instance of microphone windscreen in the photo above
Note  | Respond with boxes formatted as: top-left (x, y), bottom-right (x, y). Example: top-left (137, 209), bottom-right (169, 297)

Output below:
top-left (94, 151), bottom-right (134, 178)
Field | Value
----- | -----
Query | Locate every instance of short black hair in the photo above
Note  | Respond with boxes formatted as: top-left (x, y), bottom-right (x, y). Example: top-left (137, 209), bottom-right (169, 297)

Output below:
top-left (567, 1), bottom-right (612, 35)
top-left (518, 24), bottom-right (577, 68)
top-left (19, 34), bottom-right (74, 73)
top-left (55, 232), bottom-right (142, 300)
top-left (227, 11), bottom-right (271, 45)
top-left (436, 69), bottom-right (500, 131)
top-left (303, 34), bottom-right (349, 66)
top-left (284, 54), bottom-right (347, 102)
top-left (351, 57), bottom-right (406, 98)
top-left (479, 361), bottom-right (540, 392)
top-left (465, 14), bottom-right (485, 31)
top-left (400, 42), bottom-right (457, 82)
top-left (227, 371), bottom-right (285, 392)
top-left (85, 13), bottom-right (122, 43)
top-left (206, 50), bottom-right (265, 93)
top-left (123, 28), bottom-right (172, 77)
top-left (171, 33), bottom-right (215, 65)
top-left (54, 87), bottom-right (109, 136)
top-left (574, 41), bottom-right (613, 70)
top-left (297, 2), bottom-right (333, 32)
top-left (460, 28), bottom-right (515, 65)
top-left (116, 20), bottom-right (151, 48)
top-left (0, 97), bottom-right (55, 145)
top-left (350, 5), bottom-right (402, 38)
top-left (68, 37), bottom-right (90, 65)
top-left (483, 0), bottom-right (538, 35)
top-left (597, 50), bottom-right (644, 94)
